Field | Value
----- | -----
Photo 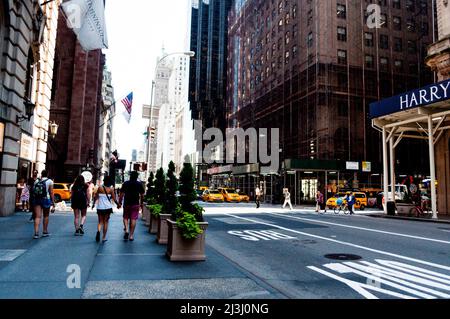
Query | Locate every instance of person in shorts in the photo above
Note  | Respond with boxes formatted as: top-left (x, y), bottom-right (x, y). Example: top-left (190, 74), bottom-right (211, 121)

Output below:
top-left (93, 176), bottom-right (120, 243)
top-left (119, 171), bottom-right (144, 241)
top-left (31, 170), bottom-right (55, 239)
top-left (70, 175), bottom-right (89, 236)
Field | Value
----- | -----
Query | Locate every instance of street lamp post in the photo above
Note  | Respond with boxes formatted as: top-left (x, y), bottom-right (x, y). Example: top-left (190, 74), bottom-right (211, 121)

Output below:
top-left (145, 51), bottom-right (195, 180)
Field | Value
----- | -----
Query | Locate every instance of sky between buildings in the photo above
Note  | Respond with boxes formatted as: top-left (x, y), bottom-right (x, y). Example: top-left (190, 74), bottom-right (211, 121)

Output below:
top-left (104, 0), bottom-right (190, 163)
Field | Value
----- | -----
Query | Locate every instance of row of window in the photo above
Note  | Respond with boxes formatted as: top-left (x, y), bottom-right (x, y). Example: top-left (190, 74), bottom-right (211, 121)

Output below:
top-left (338, 0), bottom-right (429, 19)
top-left (337, 49), bottom-right (420, 72)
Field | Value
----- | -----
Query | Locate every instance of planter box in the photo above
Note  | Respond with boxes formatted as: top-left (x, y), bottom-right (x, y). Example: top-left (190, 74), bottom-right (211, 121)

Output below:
top-left (149, 213), bottom-right (159, 234)
top-left (156, 214), bottom-right (171, 244)
top-left (166, 219), bottom-right (209, 261)
top-left (143, 206), bottom-right (150, 226)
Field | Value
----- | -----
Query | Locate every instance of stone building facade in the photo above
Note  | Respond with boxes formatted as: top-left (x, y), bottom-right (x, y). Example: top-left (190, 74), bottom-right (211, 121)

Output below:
top-left (0, 0), bottom-right (61, 216)
top-left (46, 7), bottom-right (105, 183)
top-left (426, 0), bottom-right (450, 215)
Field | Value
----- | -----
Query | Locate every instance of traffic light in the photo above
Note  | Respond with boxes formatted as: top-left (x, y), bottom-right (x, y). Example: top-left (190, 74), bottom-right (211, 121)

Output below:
top-left (88, 149), bottom-right (95, 159)
top-left (150, 127), bottom-right (156, 139)
top-left (133, 163), bottom-right (141, 171)
top-left (142, 163), bottom-right (148, 171)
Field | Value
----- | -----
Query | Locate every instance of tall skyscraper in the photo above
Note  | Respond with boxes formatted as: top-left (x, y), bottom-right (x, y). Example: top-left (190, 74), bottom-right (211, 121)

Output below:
top-left (188, 0), bottom-right (233, 132)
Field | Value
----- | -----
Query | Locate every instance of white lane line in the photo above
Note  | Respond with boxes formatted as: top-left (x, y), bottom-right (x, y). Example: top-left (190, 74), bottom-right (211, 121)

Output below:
top-left (441, 230), bottom-right (450, 233)
top-left (223, 213), bottom-right (450, 272)
top-left (266, 213), bottom-right (450, 245)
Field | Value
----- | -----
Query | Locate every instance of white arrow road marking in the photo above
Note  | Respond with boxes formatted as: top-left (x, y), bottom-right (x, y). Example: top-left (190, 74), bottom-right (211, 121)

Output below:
top-left (267, 212), bottom-right (450, 244)
top-left (224, 213), bottom-right (450, 272)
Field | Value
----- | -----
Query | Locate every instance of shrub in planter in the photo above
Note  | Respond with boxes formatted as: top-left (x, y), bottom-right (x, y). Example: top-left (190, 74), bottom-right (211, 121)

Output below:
top-left (166, 161), bottom-right (208, 261)
top-left (148, 204), bottom-right (162, 234)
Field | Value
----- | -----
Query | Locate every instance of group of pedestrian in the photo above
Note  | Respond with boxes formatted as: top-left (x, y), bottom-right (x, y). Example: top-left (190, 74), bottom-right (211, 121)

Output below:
top-left (28, 170), bottom-right (145, 242)
top-left (253, 185), bottom-right (355, 215)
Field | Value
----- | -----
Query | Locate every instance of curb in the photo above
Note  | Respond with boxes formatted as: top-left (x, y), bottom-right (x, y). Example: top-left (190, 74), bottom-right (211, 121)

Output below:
top-left (368, 213), bottom-right (450, 224)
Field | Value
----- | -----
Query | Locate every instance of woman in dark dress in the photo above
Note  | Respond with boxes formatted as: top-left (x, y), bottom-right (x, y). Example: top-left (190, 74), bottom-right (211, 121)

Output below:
top-left (71, 175), bottom-right (89, 236)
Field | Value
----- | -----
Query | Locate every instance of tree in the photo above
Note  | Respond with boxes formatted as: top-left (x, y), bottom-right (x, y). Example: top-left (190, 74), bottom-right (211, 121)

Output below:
top-left (154, 168), bottom-right (166, 206)
top-left (166, 161), bottom-right (179, 215)
top-left (145, 172), bottom-right (155, 204)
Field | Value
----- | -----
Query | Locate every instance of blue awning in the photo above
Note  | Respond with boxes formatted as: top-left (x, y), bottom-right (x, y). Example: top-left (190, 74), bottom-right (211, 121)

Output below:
top-left (370, 78), bottom-right (450, 119)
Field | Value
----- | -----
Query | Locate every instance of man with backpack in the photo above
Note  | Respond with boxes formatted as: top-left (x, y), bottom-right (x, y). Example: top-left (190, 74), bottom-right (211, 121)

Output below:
top-left (31, 170), bottom-right (55, 239)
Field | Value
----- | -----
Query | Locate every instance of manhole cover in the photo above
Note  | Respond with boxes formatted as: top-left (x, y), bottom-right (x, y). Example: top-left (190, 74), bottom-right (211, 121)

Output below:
top-left (324, 254), bottom-right (362, 261)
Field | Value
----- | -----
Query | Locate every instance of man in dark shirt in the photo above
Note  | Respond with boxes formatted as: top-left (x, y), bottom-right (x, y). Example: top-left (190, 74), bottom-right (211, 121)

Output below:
top-left (119, 171), bottom-right (145, 241)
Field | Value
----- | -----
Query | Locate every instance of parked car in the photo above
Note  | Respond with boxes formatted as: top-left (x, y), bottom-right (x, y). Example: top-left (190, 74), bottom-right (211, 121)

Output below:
top-left (202, 189), bottom-right (224, 202)
top-left (53, 183), bottom-right (71, 203)
top-left (326, 192), bottom-right (368, 210)
top-left (218, 188), bottom-right (241, 202)
top-left (238, 192), bottom-right (250, 203)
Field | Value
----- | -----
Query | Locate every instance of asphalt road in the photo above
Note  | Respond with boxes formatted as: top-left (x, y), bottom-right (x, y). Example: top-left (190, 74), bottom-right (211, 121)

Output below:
top-left (202, 202), bottom-right (450, 299)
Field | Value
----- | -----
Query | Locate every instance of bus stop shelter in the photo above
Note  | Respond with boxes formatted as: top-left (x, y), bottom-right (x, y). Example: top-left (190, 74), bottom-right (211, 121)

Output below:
top-left (370, 78), bottom-right (450, 219)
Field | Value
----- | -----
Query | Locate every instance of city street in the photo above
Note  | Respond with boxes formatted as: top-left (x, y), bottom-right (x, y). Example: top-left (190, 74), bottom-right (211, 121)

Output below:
top-left (0, 203), bottom-right (449, 299)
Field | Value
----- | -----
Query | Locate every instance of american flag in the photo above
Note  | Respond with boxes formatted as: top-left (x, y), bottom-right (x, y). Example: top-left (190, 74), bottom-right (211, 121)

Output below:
top-left (121, 92), bottom-right (133, 123)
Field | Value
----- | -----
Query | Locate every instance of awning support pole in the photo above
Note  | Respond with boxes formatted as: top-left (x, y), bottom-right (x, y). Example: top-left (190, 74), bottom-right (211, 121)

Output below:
top-left (382, 127), bottom-right (389, 214)
top-left (428, 115), bottom-right (438, 219)
top-left (389, 135), bottom-right (396, 202)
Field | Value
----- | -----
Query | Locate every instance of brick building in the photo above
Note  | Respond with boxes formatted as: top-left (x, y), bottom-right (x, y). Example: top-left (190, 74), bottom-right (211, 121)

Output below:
top-left (225, 0), bottom-right (435, 203)
top-left (46, 7), bottom-right (105, 183)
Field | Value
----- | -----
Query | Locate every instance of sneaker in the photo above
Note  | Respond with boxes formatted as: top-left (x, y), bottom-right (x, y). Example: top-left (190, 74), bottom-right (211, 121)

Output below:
top-left (75, 229), bottom-right (80, 236)
top-left (33, 234), bottom-right (39, 239)
top-left (124, 232), bottom-right (129, 241)
top-left (95, 231), bottom-right (100, 243)
top-left (79, 225), bottom-right (85, 236)
top-left (42, 232), bottom-right (50, 237)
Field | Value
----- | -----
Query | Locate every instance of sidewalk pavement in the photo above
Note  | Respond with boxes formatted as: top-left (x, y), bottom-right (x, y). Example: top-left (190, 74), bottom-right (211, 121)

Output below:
top-left (0, 210), bottom-right (282, 299)
top-left (2, 204), bottom-right (446, 299)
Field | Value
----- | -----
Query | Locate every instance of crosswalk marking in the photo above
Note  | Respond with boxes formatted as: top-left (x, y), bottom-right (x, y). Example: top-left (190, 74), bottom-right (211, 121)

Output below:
top-left (0, 250), bottom-right (26, 262)
top-left (308, 259), bottom-right (450, 299)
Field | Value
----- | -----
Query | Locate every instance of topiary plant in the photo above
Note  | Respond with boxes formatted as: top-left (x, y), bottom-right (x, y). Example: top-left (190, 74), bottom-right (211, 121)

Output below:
top-left (154, 168), bottom-right (167, 206)
top-left (145, 172), bottom-right (156, 204)
top-left (178, 161), bottom-right (200, 219)
top-left (165, 161), bottom-right (179, 216)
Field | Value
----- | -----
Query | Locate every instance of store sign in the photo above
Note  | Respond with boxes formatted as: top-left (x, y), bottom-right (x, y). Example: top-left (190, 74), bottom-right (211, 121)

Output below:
top-left (0, 123), bottom-right (4, 152)
top-left (232, 164), bottom-right (260, 175)
top-left (346, 161), bottom-right (359, 170)
top-left (20, 134), bottom-right (35, 162)
top-left (370, 78), bottom-right (450, 119)
top-left (362, 161), bottom-right (372, 172)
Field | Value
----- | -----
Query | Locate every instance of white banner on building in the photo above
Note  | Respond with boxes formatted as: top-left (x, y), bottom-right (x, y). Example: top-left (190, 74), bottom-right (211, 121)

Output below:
top-left (62, 0), bottom-right (108, 51)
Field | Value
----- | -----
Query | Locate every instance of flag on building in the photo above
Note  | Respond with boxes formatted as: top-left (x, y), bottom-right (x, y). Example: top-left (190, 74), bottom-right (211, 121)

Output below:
top-left (61, 0), bottom-right (109, 51)
top-left (121, 92), bottom-right (133, 123)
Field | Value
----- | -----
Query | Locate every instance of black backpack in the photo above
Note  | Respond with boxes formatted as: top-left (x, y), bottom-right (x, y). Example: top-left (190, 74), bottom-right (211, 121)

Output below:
top-left (32, 179), bottom-right (48, 200)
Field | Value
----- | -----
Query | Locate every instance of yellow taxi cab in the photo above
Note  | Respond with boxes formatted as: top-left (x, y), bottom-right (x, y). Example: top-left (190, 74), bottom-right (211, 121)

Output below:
top-left (218, 188), bottom-right (241, 202)
top-left (326, 192), bottom-right (368, 210)
top-left (238, 192), bottom-right (250, 203)
top-left (53, 183), bottom-right (72, 203)
top-left (202, 189), bottom-right (224, 202)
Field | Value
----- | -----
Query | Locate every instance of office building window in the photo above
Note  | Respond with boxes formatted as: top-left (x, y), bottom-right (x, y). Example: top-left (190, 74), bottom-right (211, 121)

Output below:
top-left (337, 50), bottom-right (347, 64)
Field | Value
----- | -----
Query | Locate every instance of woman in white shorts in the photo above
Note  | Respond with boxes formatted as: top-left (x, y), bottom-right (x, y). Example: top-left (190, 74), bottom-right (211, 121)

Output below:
top-left (92, 176), bottom-right (121, 243)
